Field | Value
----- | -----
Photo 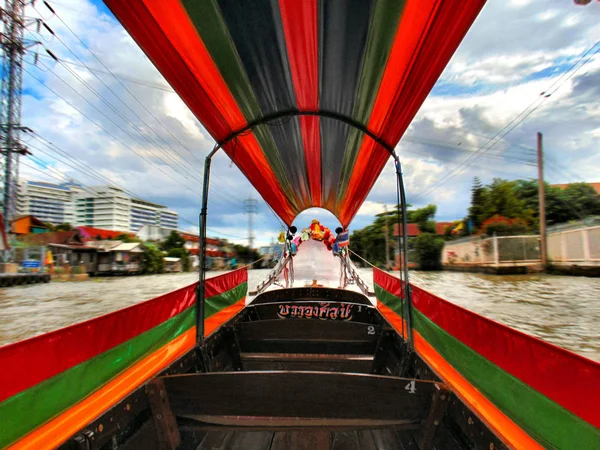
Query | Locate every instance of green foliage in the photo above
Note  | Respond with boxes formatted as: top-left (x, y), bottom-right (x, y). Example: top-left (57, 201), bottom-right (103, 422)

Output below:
top-left (468, 177), bottom-right (486, 229)
top-left (141, 245), bottom-right (164, 274)
top-left (167, 247), bottom-right (191, 272)
top-left (411, 204), bottom-right (436, 233)
top-left (44, 222), bottom-right (72, 232)
top-left (466, 179), bottom-right (600, 233)
top-left (232, 244), bottom-right (259, 264)
top-left (413, 233), bottom-right (445, 270)
top-left (162, 231), bottom-right (186, 252)
top-left (114, 233), bottom-right (141, 243)
top-left (55, 223), bottom-right (73, 231)
top-left (484, 222), bottom-right (527, 237)
top-left (482, 178), bottom-right (527, 220)
top-left (350, 204), bottom-right (438, 268)
top-left (561, 182), bottom-right (600, 218)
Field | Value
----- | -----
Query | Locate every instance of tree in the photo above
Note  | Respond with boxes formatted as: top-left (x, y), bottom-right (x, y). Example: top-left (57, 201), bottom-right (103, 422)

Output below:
top-left (482, 178), bottom-right (527, 220)
top-left (413, 233), bottom-right (445, 270)
top-left (468, 177), bottom-right (486, 229)
top-left (55, 223), bottom-right (73, 231)
top-left (232, 244), bottom-right (259, 264)
top-left (512, 180), bottom-right (600, 226)
top-left (562, 183), bottom-right (600, 218)
top-left (349, 204), bottom-right (440, 267)
top-left (141, 245), bottom-right (164, 274)
top-left (410, 204), bottom-right (436, 233)
top-left (114, 233), bottom-right (141, 243)
top-left (162, 231), bottom-right (186, 252)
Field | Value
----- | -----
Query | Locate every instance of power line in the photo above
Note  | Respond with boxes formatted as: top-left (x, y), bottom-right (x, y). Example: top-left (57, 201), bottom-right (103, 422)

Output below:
top-left (37, 55), bottom-right (202, 183)
top-left (400, 137), bottom-right (536, 165)
top-left (412, 41), bottom-right (600, 201)
top-left (23, 122), bottom-right (245, 216)
top-left (31, 52), bottom-right (174, 92)
top-left (24, 65), bottom-right (243, 208)
top-left (22, 65), bottom-right (210, 201)
top-left (39, 2), bottom-right (204, 169)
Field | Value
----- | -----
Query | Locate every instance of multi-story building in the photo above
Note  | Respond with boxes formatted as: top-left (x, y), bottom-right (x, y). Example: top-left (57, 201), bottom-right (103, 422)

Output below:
top-left (75, 186), bottom-right (131, 231)
top-left (17, 181), bottom-right (81, 225)
top-left (17, 181), bottom-right (178, 233)
top-left (130, 198), bottom-right (178, 232)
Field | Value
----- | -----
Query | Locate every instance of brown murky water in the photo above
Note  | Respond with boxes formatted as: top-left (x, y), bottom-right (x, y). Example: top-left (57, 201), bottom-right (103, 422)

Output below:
top-left (0, 270), bottom-right (598, 362)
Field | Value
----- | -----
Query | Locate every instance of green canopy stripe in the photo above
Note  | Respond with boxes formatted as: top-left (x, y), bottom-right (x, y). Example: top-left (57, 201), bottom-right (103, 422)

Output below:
top-left (336, 0), bottom-right (406, 206)
top-left (413, 310), bottom-right (600, 450)
top-left (0, 306), bottom-right (195, 449)
top-left (204, 282), bottom-right (248, 319)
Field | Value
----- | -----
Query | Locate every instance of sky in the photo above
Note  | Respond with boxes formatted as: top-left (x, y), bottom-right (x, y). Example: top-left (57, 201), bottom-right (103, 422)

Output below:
top-left (17, 0), bottom-right (600, 247)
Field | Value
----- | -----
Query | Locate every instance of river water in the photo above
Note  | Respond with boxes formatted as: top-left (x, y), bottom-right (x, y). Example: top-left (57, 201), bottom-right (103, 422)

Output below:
top-left (0, 270), bottom-right (598, 362)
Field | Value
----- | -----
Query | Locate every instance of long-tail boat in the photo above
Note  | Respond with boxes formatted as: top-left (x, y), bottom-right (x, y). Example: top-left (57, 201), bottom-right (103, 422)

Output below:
top-left (1, 1), bottom-right (599, 449)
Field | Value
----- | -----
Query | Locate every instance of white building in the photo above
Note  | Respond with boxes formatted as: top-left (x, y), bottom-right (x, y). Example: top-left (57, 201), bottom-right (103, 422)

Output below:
top-left (75, 186), bottom-right (131, 231)
top-left (130, 198), bottom-right (178, 232)
top-left (17, 181), bottom-right (178, 233)
top-left (17, 181), bottom-right (82, 225)
top-left (135, 224), bottom-right (172, 241)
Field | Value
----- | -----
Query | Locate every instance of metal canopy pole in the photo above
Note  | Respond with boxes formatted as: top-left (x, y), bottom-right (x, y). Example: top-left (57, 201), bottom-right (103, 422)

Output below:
top-left (196, 144), bottom-right (220, 347)
top-left (394, 157), bottom-right (413, 348)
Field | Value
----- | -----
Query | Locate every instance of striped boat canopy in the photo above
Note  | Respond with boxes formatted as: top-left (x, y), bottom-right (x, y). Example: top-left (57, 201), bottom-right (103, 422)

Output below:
top-left (105, 0), bottom-right (485, 227)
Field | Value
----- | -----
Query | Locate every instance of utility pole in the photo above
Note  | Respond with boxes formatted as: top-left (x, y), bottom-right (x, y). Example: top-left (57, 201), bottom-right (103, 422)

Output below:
top-left (243, 196), bottom-right (257, 249)
top-left (537, 132), bottom-right (547, 266)
top-left (383, 203), bottom-right (390, 269)
top-left (0, 0), bottom-right (38, 233)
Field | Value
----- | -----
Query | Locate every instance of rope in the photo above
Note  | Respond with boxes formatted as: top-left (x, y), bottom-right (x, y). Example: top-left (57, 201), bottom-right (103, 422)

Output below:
top-left (348, 249), bottom-right (378, 269)
top-left (238, 255), bottom-right (269, 269)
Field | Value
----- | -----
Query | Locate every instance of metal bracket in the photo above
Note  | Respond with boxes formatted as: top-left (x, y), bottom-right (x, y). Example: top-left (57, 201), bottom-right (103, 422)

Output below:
top-left (419, 385), bottom-right (450, 449)
top-left (147, 379), bottom-right (181, 450)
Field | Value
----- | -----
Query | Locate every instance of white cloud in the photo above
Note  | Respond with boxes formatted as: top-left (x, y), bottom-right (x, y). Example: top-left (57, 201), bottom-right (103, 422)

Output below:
top-left (15, 0), bottom-right (600, 237)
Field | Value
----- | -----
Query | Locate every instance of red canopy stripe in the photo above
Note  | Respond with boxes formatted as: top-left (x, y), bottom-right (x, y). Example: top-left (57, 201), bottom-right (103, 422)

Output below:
top-left (105, 0), bottom-right (486, 228)
top-left (341, 0), bottom-right (485, 224)
top-left (412, 284), bottom-right (600, 429)
top-left (108, 0), bottom-right (298, 222)
top-left (340, 0), bottom-right (440, 223)
top-left (0, 283), bottom-right (196, 404)
top-left (279, 0), bottom-right (322, 206)
top-left (204, 266), bottom-right (248, 299)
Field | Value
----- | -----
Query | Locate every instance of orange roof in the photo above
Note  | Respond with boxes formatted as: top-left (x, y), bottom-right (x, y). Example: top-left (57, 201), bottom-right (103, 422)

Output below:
top-left (10, 215), bottom-right (50, 235)
top-left (77, 227), bottom-right (133, 241)
top-left (436, 222), bottom-right (455, 235)
top-left (394, 222), bottom-right (455, 237)
top-left (19, 231), bottom-right (83, 246)
top-left (550, 183), bottom-right (600, 195)
top-left (393, 223), bottom-right (421, 237)
top-left (180, 232), bottom-right (199, 242)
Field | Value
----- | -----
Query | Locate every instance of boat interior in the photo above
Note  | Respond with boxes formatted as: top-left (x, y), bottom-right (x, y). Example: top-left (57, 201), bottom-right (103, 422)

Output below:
top-left (3, 1), bottom-right (595, 449)
top-left (59, 283), bottom-right (505, 450)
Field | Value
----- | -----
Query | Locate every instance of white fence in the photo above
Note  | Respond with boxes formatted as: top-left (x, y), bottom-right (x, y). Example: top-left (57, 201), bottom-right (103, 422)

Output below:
top-left (443, 225), bottom-right (600, 267)
top-left (548, 225), bottom-right (600, 264)
top-left (443, 235), bottom-right (540, 266)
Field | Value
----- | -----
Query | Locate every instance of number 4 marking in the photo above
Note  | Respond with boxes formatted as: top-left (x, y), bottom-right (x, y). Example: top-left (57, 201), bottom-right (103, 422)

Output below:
top-left (405, 380), bottom-right (416, 394)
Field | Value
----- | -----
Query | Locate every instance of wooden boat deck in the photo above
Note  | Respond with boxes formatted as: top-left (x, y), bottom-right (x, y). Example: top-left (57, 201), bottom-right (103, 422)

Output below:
top-left (195, 429), bottom-right (418, 450)
top-left (60, 288), bottom-right (507, 450)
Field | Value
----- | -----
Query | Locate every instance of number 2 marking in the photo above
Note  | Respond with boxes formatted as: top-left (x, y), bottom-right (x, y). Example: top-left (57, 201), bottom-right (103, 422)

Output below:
top-left (405, 380), bottom-right (416, 394)
top-left (367, 326), bottom-right (375, 335)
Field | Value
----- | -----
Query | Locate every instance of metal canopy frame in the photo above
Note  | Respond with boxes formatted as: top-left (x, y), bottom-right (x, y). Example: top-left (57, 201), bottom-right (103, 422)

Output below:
top-left (196, 111), bottom-right (413, 349)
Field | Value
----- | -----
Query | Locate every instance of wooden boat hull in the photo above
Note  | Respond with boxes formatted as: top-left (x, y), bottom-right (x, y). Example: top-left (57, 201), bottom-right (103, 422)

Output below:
top-left (49, 287), bottom-right (504, 450)
top-left (2, 269), bottom-right (598, 449)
